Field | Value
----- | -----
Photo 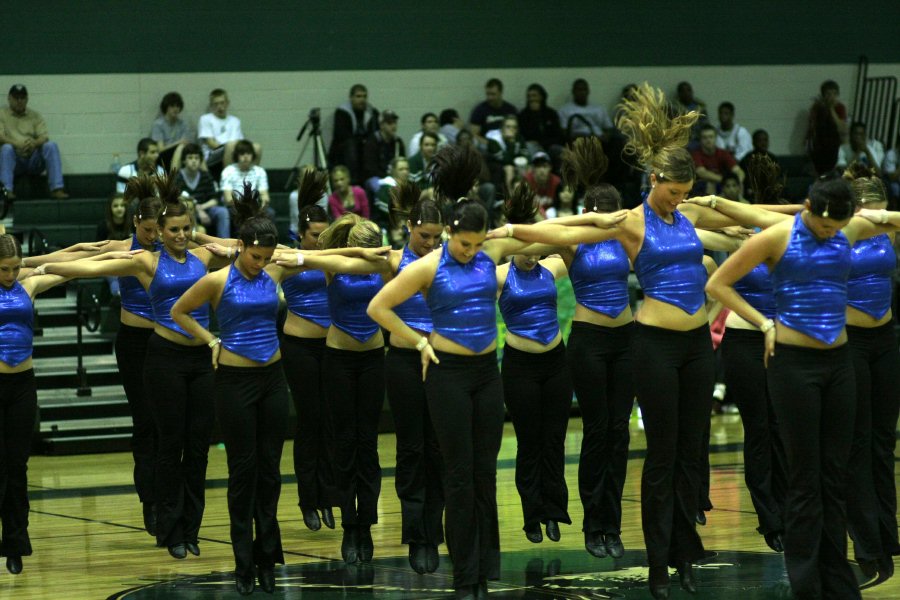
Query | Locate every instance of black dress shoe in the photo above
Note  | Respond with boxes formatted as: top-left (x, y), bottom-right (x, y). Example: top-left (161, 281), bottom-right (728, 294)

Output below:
top-left (604, 533), bottom-right (625, 558)
top-left (475, 580), bottom-right (488, 599)
top-left (408, 543), bottom-right (427, 574)
top-left (258, 566), bottom-right (276, 594)
top-left (584, 530), bottom-right (608, 558)
top-left (5, 556), bottom-right (22, 575)
top-left (859, 555), bottom-right (895, 590)
top-left (545, 520), bottom-right (560, 542)
top-left (235, 573), bottom-right (254, 595)
top-left (678, 562), bottom-right (697, 593)
top-left (764, 531), bottom-right (784, 553)
top-left (525, 523), bottom-right (543, 543)
top-left (185, 542), bottom-right (200, 556)
top-left (303, 508), bottom-right (322, 531)
top-left (321, 507), bottom-right (336, 529)
top-left (649, 584), bottom-right (670, 599)
top-left (425, 544), bottom-right (440, 573)
top-left (142, 503), bottom-right (157, 537)
top-left (695, 510), bottom-right (707, 526)
top-left (168, 543), bottom-right (187, 559)
top-left (341, 527), bottom-right (360, 564)
top-left (358, 526), bottom-right (374, 562)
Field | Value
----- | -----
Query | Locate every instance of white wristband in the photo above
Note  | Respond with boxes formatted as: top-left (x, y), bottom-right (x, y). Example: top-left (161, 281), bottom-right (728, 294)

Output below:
top-left (709, 197), bottom-right (718, 209)
top-left (759, 319), bottom-right (775, 334)
top-left (34, 264), bottom-right (47, 276)
top-left (879, 209), bottom-right (889, 224)
top-left (296, 252), bottom-right (305, 267)
top-left (505, 223), bottom-right (514, 238)
top-left (208, 337), bottom-right (221, 348)
top-left (415, 336), bottom-right (429, 351)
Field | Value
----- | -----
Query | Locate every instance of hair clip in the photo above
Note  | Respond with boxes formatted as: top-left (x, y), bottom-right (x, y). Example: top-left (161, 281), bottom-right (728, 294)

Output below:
top-left (453, 219), bottom-right (459, 226)
top-left (305, 215), bottom-right (311, 221)
top-left (161, 205), bottom-right (168, 216)
top-left (253, 235), bottom-right (260, 246)
top-left (822, 201), bottom-right (830, 218)
top-left (457, 197), bottom-right (467, 204)
top-left (416, 219), bottom-right (422, 225)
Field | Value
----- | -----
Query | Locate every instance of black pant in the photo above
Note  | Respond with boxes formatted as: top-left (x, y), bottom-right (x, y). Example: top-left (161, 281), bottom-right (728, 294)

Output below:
top-left (426, 351), bottom-right (504, 588)
top-left (115, 324), bottom-right (157, 506)
top-left (322, 347), bottom-right (384, 528)
top-left (721, 328), bottom-right (786, 536)
top-left (568, 321), bottom-right (634, 535)
top-left (215, 362), bottom-right (289, 577)
top-left (768, 343), bottom-right (860, 600)
top-left (846, 323), bottom-right (900, 560)
top-left (632, 323), bottom-right (712, 583)
top-left (0, 370), bottom-right (36, 557)
top-left (501, 343), bottom-right (571, 530)
top-left (280, 334), bottom-right (336, 511)
top-left (385, 346), bottom-right (444, 545)
top-left (144, 333), bottom-right (215, 547)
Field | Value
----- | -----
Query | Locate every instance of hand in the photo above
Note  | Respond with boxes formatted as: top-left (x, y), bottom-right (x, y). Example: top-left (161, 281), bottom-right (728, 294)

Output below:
top-left (763, 326), bottom-right (776, 368)
top-left (274, 250), bottom-right (305, 268)
top-left (484, 227), bottom-right (506, 240)
top-left (420, 344), bottom-right (440, 381)
top-left (361, 246), bottom-right (391, 262)
top-left (72, 240), bottom-right (110, 252)
top-left (204, 242), bottom-right (233, 257)
top-left (100, 249), bottom-right (144, 260)
top-left (197, 208), bottom-right (211, 226)
top-left (211, 343), bottom-right (221, 370)
top-left (22, 139), bottom-right (34, 154)
top-left (682, 196), bottom-right (716, 208)
top-left (720, 226), bottom-right (754, 239)
top-left (856, 208), bottom-right (889, 224)
top-left (590, 209), bottom-right (628, 229)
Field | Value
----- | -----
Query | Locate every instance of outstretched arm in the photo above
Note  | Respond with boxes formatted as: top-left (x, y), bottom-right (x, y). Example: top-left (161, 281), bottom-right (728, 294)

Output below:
top-left (42, 252), bottom-right (146, 279)
top-left (681, 196), bottom-right (796, 230)
top-left (22, 240), bottom-right (119, 267)
top-left (843, 208), bottom-right (900, 244)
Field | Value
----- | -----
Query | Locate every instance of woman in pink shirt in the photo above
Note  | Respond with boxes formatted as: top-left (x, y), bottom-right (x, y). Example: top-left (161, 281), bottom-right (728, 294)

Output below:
top-left (328, 165), bottom-right (369, 219)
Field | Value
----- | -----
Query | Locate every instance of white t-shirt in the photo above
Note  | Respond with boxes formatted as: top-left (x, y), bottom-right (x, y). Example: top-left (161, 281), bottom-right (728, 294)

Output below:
top-left (716, 123), bottom-right (753, 161)
top-left (836, 139), bottom-right (885, 170)
top-left (197, 113), bottom-right (243, 159)
top-left (220, 164), bottom-right (268, 193)
top-left (116, 162), bottom-right (165, 194)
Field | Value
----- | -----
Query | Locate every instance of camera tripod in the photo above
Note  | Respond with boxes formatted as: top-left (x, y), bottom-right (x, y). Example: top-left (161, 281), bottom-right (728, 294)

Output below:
top-left (285, 111), bottom-right (330, 191)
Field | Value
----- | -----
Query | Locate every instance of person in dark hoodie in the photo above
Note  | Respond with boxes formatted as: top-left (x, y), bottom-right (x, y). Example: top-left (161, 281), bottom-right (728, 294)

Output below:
top-left (329, 84), bottom-right (379, 185)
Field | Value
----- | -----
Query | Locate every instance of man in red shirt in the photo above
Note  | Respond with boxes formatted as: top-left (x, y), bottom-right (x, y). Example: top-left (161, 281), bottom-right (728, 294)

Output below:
top-left (691, 124), bottom-right (745, 195)
top-left (523, 152), bottom-right (560, 218)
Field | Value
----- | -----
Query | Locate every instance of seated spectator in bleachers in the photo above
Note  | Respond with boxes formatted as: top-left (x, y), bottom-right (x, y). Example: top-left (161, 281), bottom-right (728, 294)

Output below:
top-left (720, 172), bottom-right (748, 203)
top-left (117, 138), bottom-right (165, 193)
top-left (675, 81), bottom-right (709, 147)
top-left (518, 83), bottom-right (564, 166)
top-left (0, 84), bottom-right (68, 199)
top-left (558, 78), bottom-right (614, 142)
top-left (407, 113), bottom-right (448, 158)
top-left (96, 194), bottom-right (131, 241)
top-left (220, 139), bottom-right (273, 219)
top-left (546, 184), bottom-right (576, 219)
top-left (329, 84), bottom-right (378, 185)
top-left (715, 102), bottom-right (752, 161)
top-left (408, 132), bottom-right (438, 188)
top-left (806, 80), bottom-right (848, 175)
top-left (198, 88), bottom-right (261, 172)
top-left (151, 92), bottom-right (192, 173)
top-left (739, 129), bottom-right (778, 173)
top-left (486, 115), bottom-right (529, 196)
top-left (523, 152), bottom-right (560, 218)
top-left (439, 108), bottom-right (464, 144)
top-left (175, 143), bottom-right (230, 238)
top-left (837, 121), bottom-right (885, 173)
top-left (361, 109), bottom-right (404, 197)
top-left (692, 124), bottom-right (744, 195)
top-left (373, 157), bottom-right (409, 238)
top-left (328, 165), bottom-right (369, 220)
top-left (288, 165), bottom-right (330, 237)
top-left (469, 78), bottom-right (517, 149)
top-left (884, 137), bottom-right (899, 204)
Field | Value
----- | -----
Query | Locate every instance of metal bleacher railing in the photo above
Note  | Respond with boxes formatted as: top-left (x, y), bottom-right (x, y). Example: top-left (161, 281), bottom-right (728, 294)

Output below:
top-left (853, 55), bottom-right (899, 150)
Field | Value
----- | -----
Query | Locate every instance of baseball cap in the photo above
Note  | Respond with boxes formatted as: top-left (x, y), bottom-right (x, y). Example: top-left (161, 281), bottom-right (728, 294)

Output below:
top-left (8, 84), bottom-right (27, 97)
top-left (380, 109), bottom-right (398, 124)
top-left (531, 151), bottom-right (551, 165)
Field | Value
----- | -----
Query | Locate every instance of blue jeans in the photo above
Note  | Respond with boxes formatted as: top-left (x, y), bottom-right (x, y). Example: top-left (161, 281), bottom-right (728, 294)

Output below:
top-left (205, 205), bottom-right (232, 238)
top-left (0, 142), bottom-right (65, 191)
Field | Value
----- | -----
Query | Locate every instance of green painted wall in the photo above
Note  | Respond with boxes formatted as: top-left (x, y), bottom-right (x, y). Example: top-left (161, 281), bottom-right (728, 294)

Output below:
top-left (6, 1), bottom-right (898, 75)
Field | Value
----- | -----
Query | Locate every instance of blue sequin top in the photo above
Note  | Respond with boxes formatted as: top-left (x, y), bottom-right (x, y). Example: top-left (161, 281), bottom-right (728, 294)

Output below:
top-left (847, 234), bottom-right (895, 319)
top-left (328, 272), bottom-right (383, 342)
top-left (499, 260), bottom-right (559, 345)
top-left (119, 234), bottom-right (160, 321)
top-left (217, 265), bottom-right (280, 363)
top-left (282, 269), bottom-right (331, 328)
top-left (569, 240), bottom-right (630, 317)
top-left (733, 263), bottom-right (776, 320)
top-left (772, 213), bottom-right (850, 344)
top-left (634, 202), bottom-right (707, 314)
top-left (149, 250), bottom-right (209, 338)
top-left (393, 245), bottom-right (433, 333)
top-left (0, 281), bottom-right (33, 366)
top-left (427, 246), bottom-right (497, 353)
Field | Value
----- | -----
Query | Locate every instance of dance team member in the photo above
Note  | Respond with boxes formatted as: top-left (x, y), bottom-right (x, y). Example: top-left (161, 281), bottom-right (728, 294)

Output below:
top-left (702, 177), bottom-right (900, 599)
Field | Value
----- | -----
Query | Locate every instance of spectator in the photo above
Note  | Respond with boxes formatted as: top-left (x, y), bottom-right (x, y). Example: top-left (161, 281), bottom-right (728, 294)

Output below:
top-left (469, 78), bottom-right (517, 149)
top-left (96, 194), bottom-right (131, 241)
top-left (361, 109), bottom-right (404, 197)
top-left (836, 121), bottom-right (885, 173)
top-left (719, 172), bottom-right (747, 203)
top-left (373, 156), bottom-right (409, 236)
top-left (220, 140), bottom-right (273, 219)
top-left (806, 80), bottom-right (849, 175)
top-left (328, 83), bottom-right (378, 185)
top-left (739, 129), bottom-right (779, 174)
top-left (287, 165), bottom-right (330, 237)
top-left (407, 112), bottom-right (448, 157)
top-left (0, 84), bottom-right (68, 199)
top-left (408, 132), bottom-right (438, 188)
top-left (439, 108), bottom-right (464, 144)
top-left (328, 165), bottom-right (369, 219)
top-left (523, 152), bottom-right (560, 218)
top-left (175, 143), bottom-right (230, 239)
top-left (557, 78), bottom-right (614, 142)
top-left (116, 138), bottom-right (165, 194)
top-left (884, 136), bottom-right (899, 203)
top-left (486, 115), bottom-right (529, 196)
top-left (546, 184), bottom-right (576, 219)
top-left (198, 88), bottom-right (261, 172)
top-left (692, 124), bottom-right (744, 195)
top-left (518, 83), bottom-right (564, 164)
top-left (715, 102), bottom-right (752, 161)
top-left (151, 92), bottom-right (192, 173)
top-left (674, 81), bottom-right (709, 145)
top-left (455, 130), bottom-right (497, 220)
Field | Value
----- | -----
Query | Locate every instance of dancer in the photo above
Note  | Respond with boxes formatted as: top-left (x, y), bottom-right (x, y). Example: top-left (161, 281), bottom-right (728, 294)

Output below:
top-left (43, 175), bottom-right (231, 560)
top-left (368, 144), bottom-right (625, 599)
top-left (496, 185), bottom-right (572, 547)
top-left (171, 185), bottom-right (290, 595)
top-left (702, 176), bottom-right (900, 599)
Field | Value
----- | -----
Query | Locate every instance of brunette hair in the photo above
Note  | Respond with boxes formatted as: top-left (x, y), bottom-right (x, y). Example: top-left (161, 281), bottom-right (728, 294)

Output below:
top-left (104, 194), bottom-right (132, 240)
top-left (0, 233), bottom-right (22, 260)
top-left (503, 182), bottom-right (538, 225)
top-left (297, 168), bottom-right (330, 235)
top-left (843, 162), bottom-right (887, 206)
top-left (154, 173), bottom-right (192, 227)
top-left (562, 136), bottom-right (622, 213)
top-left (390, 180), bottom-right (442, 229)
top-left (808, 177), bottom-right (856, 220)
top-left (232, 182), bottom-right (278, 248)
top-left (746, 154), bottom-right (785, 204)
